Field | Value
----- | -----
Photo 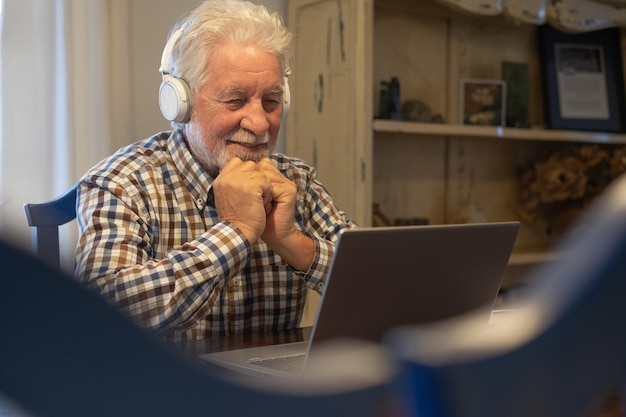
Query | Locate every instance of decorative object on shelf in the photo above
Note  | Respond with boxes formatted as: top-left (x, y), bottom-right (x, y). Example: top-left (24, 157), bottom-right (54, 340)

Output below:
top-left (378, 77), bottom-right (402, 120)
top-left (460, 79), bottom-right (506, 126)
top-left (516, 143), bottom-right (626, 234)
top-left (503, 0), bottom-right (546, 25)
top-left (372, 203), bottom-right (394, 227)
top-left (437, 0), bottom-right (626, 33)
top-left (401, 99), bottom-right (446, 123)
top-left (395, 217), bottom-right (430, 226)
top-left (594, 0), bottom-right (626, 5)
top-left (434, 0), bottom-right (626, 32)
top-left (434, 0), bottom-right (505, 16)
top-left (402, 100), bottom-right (432, 122)
top-left (502, 61), bottom-right (530, 128)
top-left (430, 114), bottom-right (445, 123)
top-left (538, 25), bottom-right (626, 133)
top-left (547, 0), bottom-right (626, 32)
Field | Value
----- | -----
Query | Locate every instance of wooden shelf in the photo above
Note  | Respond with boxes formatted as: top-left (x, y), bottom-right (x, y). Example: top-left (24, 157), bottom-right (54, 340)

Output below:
top-left (373, 119), bottom-right (626, 145)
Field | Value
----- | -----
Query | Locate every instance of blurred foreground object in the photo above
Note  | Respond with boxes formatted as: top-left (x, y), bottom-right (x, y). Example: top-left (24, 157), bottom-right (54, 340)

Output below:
top-left (0, 240), bottom-right (392, 417)
top-left (386, 173), bottom-right (626, 417)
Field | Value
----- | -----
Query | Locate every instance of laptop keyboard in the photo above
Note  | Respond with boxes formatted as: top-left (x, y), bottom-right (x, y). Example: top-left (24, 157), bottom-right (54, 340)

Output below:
top-left (248, 353), bottom-right (305, 373)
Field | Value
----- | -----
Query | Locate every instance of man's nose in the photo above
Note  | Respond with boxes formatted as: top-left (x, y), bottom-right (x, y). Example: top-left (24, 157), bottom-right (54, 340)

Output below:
top-left (240, 102), bottom-right (270, 136)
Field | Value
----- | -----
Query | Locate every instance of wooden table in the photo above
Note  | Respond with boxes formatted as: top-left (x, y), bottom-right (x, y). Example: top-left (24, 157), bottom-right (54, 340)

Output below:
top-left (170, 326), bottom-right (313, 358)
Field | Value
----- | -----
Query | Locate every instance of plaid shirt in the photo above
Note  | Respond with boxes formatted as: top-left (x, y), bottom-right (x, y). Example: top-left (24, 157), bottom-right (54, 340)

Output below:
top-left (75, 129), bottom-right (355, 341)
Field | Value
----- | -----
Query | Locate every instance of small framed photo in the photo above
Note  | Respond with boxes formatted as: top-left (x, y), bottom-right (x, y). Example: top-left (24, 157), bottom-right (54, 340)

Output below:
top-left (460, 79), bottom-right (506, 126)
top-left (538, 25), bottom-right (626, 133)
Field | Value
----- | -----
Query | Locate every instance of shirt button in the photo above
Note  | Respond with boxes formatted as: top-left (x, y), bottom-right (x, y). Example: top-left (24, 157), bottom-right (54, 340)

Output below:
top-left (196, 198), bottom-right (204, 206)
top-left (317, 282), bottom-right (324, 290)
top-left (232, 278), bottom-right (241, 287)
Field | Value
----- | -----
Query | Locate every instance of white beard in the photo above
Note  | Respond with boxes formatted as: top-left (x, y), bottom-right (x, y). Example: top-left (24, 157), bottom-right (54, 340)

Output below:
top-left (186, 126), bottom-right (272, 178)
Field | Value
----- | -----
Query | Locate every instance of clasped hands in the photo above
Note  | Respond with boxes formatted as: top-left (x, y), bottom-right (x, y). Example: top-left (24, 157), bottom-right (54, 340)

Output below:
top-left (213, 157), bottom-right (298, 245)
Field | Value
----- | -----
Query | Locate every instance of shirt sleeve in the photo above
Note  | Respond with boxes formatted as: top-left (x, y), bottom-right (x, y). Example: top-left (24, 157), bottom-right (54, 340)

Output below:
top-left (75, 179), bottom-right (251, 334)
top-left (285, 158), bottom-right (357, 292)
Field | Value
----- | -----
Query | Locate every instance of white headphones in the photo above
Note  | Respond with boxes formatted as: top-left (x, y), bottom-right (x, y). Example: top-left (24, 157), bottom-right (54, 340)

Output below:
top-left (159, 28), bottom-right (191, 123)
top-left (158, 27), bottom-right (291, 124)
top-left (282, 69), bottom-right (291, 123)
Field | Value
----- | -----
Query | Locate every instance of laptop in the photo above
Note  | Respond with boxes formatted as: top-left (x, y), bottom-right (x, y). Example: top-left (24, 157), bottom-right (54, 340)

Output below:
top-left (200, 221), bottom-right (520, 378)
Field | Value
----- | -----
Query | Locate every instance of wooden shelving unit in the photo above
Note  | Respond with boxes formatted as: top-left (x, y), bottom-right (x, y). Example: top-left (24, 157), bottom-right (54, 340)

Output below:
top-left (374, 120), bottom-right (626, 144)
top-left (287, 0), bottom-right (626, 290)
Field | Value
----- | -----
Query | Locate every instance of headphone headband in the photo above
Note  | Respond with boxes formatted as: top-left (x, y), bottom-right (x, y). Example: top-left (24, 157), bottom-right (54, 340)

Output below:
top-left (160, 28), bottom-right (183, 76)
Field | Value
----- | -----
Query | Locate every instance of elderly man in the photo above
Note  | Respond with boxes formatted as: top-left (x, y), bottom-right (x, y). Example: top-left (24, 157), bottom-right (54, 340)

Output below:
top-left (75, 0), bottom-right (354, 341)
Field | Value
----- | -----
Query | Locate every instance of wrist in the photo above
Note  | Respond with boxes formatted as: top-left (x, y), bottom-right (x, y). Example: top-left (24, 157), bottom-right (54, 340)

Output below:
top-left (228, 220), bottom-right (261, 244)
top-left (267, 230), bottom-right (315, 272)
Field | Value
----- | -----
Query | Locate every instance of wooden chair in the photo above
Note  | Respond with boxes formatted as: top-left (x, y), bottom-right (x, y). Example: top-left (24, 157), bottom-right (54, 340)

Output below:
top-left (0, 239), bottom-right (393, 417)
top-left (385, 174), bottom-right (626, 417)
top-left (23, 184), bottom-right (77, 269)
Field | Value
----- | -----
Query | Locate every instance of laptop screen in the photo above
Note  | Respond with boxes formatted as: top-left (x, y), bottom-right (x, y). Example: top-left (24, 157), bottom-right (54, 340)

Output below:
top-left (308, 222), bottom-right (520, 347)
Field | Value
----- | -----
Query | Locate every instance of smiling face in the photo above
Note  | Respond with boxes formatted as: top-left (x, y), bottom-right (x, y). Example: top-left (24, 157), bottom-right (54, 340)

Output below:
top-left (183, 42), bottom-right (284, 177)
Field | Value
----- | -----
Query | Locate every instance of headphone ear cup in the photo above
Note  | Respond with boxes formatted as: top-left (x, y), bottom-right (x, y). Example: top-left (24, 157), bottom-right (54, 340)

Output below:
top-left (282, 75), bottom-right (291, 122)
top-left (159, 75), bottom-right (191, 123)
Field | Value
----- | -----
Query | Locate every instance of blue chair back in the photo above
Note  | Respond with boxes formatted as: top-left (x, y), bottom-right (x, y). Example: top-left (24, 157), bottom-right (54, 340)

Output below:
top-left (0, 239), bottom-right (393, 417)
top-left (386, 174), bottom-right (626, 417)
top-left (23, 184), bottom-right (77, 269)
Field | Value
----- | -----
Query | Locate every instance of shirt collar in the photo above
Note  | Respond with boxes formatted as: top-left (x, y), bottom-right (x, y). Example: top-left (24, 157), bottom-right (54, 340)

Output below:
top-left (167, 129), bottom-right (215, 210)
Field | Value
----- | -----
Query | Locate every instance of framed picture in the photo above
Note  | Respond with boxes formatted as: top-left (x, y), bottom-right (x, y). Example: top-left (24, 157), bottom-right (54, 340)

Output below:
top-left (460, 79), bottom-right (506, 126)
top-left (538, 25), bottom-right (626, 133)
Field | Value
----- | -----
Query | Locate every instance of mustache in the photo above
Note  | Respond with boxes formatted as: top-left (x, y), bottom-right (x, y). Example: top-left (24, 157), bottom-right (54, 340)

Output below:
top-left (224, 130), bottom-right (270, 145)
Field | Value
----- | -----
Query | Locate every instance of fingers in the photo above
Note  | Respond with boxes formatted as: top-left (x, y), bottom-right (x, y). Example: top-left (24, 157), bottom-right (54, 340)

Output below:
top-left (256, 158), bottom-right (285, 183)
top-left (213, 158), bottom-right (272, 242)
top-left (213, 158), bottom-right (296, 244)
top-left (256, 159), bottom-right (296, 202)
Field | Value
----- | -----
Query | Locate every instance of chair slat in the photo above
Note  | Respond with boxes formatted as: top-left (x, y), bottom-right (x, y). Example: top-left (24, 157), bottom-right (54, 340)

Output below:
top-left (23, 184), bottom-right (78, 269)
